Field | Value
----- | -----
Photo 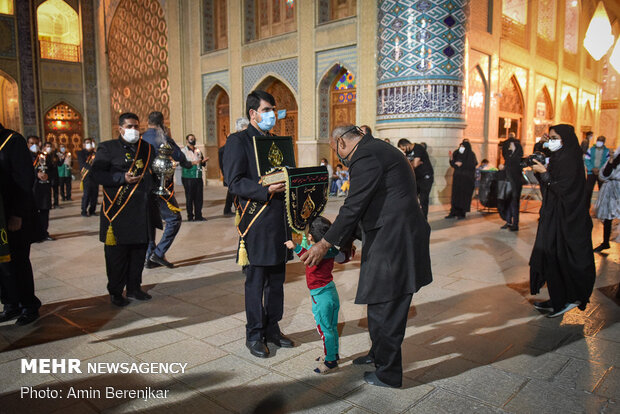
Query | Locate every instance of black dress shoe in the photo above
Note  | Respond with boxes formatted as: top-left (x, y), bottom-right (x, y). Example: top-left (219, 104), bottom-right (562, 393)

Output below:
top-left (509, 225), bottom-right (519, 231)
top-left (45, 236), bottom-right (55, 241)
top-left (501, 223), bottom-right (511, 229)
top-left (150, 254), bottom-right (174, 268)
top-left (144, 258), bottom-right (162, 269)
top-left (246, 340), bottom-right (269, 358)
top-left (110, 295), bottom-right (130, 307)
top-left (16, 312), bottom-right (39, 326)
top-left (81, 212), bottom-right (88, 217)
top-left (194, 217), bottom-right (207, 222)
top-left (127, 290), bottom-right (152, 301)
top-left (0, 308), bottom-right (21, 322)
top-left (223, 211), bottom-right (235, 217)
top-left (364, 371), bottom-right (399, 388)
top-left (352, 354), bottom-right (374, 365)
top-left (444, 214), bottom-right (456, 219)
top-left (187, 217), bottom-right (194, 222)
top-left (266, 332), bottom-right (294, 348)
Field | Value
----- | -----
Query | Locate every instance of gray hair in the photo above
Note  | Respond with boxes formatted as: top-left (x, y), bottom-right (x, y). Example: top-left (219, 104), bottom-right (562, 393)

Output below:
top-left (331, 125), bottom-right (363, 140)
top-left (235, 117), bottom-right (250, 132)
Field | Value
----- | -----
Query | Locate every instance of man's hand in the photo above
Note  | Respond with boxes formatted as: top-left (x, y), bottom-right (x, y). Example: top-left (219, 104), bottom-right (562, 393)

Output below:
top-left (8, 216), bottom-right (22, 232)
top-left (531, 159), bottom-right (547, 174)
top-left (192, 160), bottom-right (201, 165)
top-left (268, 183), bottom-right (286, 194)
top-left (124, 172), bottom-right (140, 184)
top-left (37, 171), bottom-right (48, 181)
top-left (284, 240), bottom-right (295, 250)
top-left (592, 168), bottom-right (599, 175)
top-left (301, 239), bottom-right (331, 267)
top-left (455, 161), bottom-right (463, 167)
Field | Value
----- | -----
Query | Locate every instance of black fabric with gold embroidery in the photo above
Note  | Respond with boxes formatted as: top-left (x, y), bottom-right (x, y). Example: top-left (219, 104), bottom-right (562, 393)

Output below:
top-left (284, 166), bottom-right (329, 233)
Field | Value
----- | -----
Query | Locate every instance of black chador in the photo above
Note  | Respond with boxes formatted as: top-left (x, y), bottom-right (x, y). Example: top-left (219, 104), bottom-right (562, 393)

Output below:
top-left (90, 137), bottom-right (159, 302)
top-left (530, 124), bottom-right (596, 312)
top-left (31, 150), bottom-right (53, 240)
top-left (448, 140), bottom-right (477, 218)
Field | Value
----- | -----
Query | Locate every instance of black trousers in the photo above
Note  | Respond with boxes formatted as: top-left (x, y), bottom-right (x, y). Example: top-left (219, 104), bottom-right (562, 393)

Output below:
top-left (244, 263), bottom-right (285, 341)
top-left (0, 229), bottom-right (41, 312)
top-left (181, 178), bottom-right (204, 220)
top-left (505, 186), bottom-right (523, 226)
top-left (416, 177), bottom-right (433, 219)
top-left (104, 243), bottom-right (147, 296)
top-left (51, 177), bottom-right (60, 207)
top-left (224, 189), bottom-right (234, 214)
top-left (81, 180), bottom-right (98, 214)
top-left (367, 293), bottom-right (413, 387)
top-left (38, 209), bottom-right (50, 238)
top-left (59, 177), bottom-right (72, 200)
top-left (585, 173), bottom-right (603, 206)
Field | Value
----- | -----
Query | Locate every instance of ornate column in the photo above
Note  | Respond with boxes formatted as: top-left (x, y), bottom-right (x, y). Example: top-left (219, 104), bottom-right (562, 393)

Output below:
top-left (376, 0), bottom-right (467, 203)
top-left (15, 0), bottom-right (38, 137)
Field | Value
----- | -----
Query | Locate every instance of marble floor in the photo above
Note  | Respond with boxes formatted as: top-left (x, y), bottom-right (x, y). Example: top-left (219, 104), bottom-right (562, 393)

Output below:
top-left (0, 184), bottom-right (618, 414)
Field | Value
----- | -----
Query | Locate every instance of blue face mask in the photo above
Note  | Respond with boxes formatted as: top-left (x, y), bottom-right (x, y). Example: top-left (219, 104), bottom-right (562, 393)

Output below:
top-left (257, 111), bottom-right (276, 131)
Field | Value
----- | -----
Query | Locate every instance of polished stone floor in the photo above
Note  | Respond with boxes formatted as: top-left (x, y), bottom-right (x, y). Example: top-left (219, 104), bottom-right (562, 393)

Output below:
top-left (0, 184), bottom-right (618, 414)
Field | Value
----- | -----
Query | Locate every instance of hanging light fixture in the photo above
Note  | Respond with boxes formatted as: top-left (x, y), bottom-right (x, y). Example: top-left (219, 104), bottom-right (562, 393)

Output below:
top-left (610, 36), bottom-right (620, 73)
top-left (583, 1), bottom-right (614, 61)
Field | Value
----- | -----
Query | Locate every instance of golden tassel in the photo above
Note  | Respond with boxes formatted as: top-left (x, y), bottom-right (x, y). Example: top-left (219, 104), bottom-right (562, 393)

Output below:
top-left (105, 224), bottom-right (117, 246)
top-left (80, 180), bottom-right (84, 191)
top-left (234, 210), bottom-right (241, 226)
top-left (0, 254), bottom-right (10, 263)
top-left (237, 239), bottom-right (250, 266)
top-left (166, 200), bottom-right (182, 213)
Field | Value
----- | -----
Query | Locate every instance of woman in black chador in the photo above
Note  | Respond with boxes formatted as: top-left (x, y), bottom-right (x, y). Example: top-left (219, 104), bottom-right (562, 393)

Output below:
top-left (446, 140), bottom-right (477, 219)
top-left (529, 124), bottom-right (596, 318)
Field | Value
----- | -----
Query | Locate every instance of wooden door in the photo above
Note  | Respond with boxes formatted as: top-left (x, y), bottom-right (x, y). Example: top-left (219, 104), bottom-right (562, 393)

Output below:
top-left (216, 90), bottom-right (230, 148)
top-left (330, 71), bottom-right (356, 168)
top-left (44, 102), bottom-right (83, 169)
top-left (265, 79), bottom-right (298, 161)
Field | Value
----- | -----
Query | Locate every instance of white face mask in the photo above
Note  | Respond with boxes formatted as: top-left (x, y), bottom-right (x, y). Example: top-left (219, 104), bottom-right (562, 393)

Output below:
top-left (320, 162), bottom-right (325, 166)
top-left (60, 147), bottom-right (66, 153)
top-left (123, 128), bottom-right (140, 144)
top-left (596, 141), bottom-right (604, 148)
top-left (458, 146), bottom-right (465, 154)
top-left (85, 143), bottom-right (93, 150)
top-left (547, 139), bottom-right (563, 152)
top-left (29, 144), bottom-right (39, 153)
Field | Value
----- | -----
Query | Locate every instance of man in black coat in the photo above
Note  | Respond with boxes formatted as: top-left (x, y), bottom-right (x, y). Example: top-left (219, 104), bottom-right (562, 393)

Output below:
top-left (223, 90), bottom-right (293, 358)
top-left (302, 125), bottom-right (432, 388)
top-left (27, 136), bottom-right (53, 241)
top-left (90, 113), bottom-right (157, 306)
top-left (0, 123), bottom-right (42, 325)
top-left (77, 138), bottom-right (98, 217)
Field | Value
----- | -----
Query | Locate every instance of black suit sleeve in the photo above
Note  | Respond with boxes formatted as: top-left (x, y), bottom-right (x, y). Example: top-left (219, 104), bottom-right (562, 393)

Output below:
top-left (169, 138), bottom-right (192, 169)
top-left (223, 135), bottom-right (269, 202)
top-left (323, 153), bottom-right (383, 247)
top-left (6, 136), bottom-right (35, 218)
top-left (90, 144), bottom-right (126, 187)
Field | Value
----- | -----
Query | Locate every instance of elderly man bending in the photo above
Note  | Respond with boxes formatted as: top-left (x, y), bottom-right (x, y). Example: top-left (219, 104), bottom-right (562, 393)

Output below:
top-left (302, 125), bottom-right (432, 388)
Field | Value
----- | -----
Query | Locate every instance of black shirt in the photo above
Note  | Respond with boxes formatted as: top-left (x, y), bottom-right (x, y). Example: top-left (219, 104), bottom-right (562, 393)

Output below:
top-left (410, 144), bottom-right (433, 180)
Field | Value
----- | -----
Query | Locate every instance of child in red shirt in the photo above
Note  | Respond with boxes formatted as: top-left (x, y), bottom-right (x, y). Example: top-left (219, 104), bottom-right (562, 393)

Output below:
top-left (285, 216), bottom-right (341, 374)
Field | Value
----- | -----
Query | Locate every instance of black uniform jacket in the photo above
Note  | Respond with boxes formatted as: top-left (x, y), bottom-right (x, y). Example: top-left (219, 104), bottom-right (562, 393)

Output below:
top-left (0, 127), bottom-right (39, 241)
top-left (223, 124), bottom-right (289, 266)
top-left (323, 134), bottom-right (433, 304)
top-left (90, 137), bottom-right (160, 245)
top-left (77, 149), bottom-right (96, 183)
top-left (30, 151), bottom-right (52, 211)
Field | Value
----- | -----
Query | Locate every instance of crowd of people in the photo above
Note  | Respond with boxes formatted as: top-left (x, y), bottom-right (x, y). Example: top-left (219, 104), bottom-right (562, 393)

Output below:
top-left (0, 87), bottom-right (617, 391)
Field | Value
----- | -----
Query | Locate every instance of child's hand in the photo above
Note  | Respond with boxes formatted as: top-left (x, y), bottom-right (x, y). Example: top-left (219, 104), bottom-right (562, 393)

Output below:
top-left (284, 240), bottom-right (295, 249)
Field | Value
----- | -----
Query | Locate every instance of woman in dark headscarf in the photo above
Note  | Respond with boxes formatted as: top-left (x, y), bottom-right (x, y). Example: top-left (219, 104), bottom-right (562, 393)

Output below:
top-left (529, 124), bottom-right (596, 318)
top-left (446, 139), bottom-right (478, 219)
top-left (499, 134), bottom-right (524, 231)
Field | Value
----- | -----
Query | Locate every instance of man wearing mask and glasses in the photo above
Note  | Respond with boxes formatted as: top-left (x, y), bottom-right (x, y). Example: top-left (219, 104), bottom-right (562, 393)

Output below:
top-left (90, 113), bottom-right (158, 306)
top-left (223, 90), bottom-right (294, 359)
top-left (301, 125), bottom-right (432, 388)
top-left (78, 138), bottom-right (99, 217)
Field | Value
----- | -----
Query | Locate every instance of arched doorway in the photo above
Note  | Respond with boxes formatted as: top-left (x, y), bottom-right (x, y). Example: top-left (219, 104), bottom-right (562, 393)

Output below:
top-left (534, 86), bottom-right (554, 142)
top-left (561, 94), bottom-right (575, 124)
top-left (0, 71), bottom-right (20, 131)
top-left (582, 101), bottom-right (593, 139)
top-left (216, 90), bottom-right (230, 148)
top-left (107, 0), bottom-right (170, 135)
top-left (44, 102), bottom-right (83, 169)
top-left (464, 65), bottom-right (487, 159)
top-left (499, 76), bottom-right (524, 141)
top-left (330, 69), bottom-right (356, 167)
top-left (258, 77), bottom-right (298, 159)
